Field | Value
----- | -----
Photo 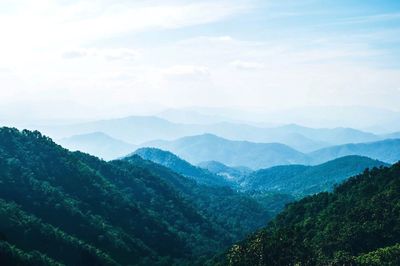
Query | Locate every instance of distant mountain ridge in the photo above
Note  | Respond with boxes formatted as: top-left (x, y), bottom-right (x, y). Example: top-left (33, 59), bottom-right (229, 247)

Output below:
top-left (309, 138), bottom-right (400, 164)
top-left (142, 133), bottom-right (309, 169)
top-left (57, 132), bottom-right (136, 160)
top-left (34, 114), bottom-right (398, 153)
top-left (141, 133), bottom-right (400, 169)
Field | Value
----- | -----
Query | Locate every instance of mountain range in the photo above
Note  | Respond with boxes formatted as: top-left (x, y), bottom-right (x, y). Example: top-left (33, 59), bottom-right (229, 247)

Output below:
top-left (33, 115), bottom-right (400, 156)
top-left (1, 127), bottom-right (399, 265)
top-left (309, 138), bottom-right (400, 164)
top-left (142, 134), bottom-right (400, 169)
top-left (142, 134), bottom-right (309, 169)
top-left (135, 147), bottom-right (388, 198)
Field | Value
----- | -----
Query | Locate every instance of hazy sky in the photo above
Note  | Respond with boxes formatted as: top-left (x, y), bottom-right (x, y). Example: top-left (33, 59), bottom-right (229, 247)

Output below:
top-left (1, 0), bottom-right (400, 122)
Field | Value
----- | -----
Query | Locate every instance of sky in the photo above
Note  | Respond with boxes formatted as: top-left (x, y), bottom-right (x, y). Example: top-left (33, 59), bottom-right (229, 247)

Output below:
top-left (1, 0), bottom-right (400, 123)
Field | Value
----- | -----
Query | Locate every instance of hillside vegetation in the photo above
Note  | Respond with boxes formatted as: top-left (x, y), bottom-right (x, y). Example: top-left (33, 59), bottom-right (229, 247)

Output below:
top-left (0, 128), bottom-right (270, 265)
top-left (222, 162), bottom-right (400, 265)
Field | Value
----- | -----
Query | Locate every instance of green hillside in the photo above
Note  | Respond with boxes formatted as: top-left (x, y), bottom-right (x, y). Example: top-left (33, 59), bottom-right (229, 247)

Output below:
top-left (222, 161), bottom-right (400, 265)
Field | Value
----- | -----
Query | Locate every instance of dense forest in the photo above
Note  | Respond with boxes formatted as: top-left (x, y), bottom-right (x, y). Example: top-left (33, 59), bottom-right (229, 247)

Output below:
top-left (0, 128), bottom-right (271, 265)
top-left (220, 162), bottom-right (400, 265)
top-left (1, 127), bottom-right (398, 265)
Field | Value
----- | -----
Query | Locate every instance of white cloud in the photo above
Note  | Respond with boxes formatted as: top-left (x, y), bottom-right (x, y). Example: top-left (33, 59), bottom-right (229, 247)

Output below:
top-left (231, 60), bottom-right (265, 70)
top-left (62, 48), bottom-right (141, 61)
top-left (162, 65), bottom-right (210, 76)
top-left (62, 50), bottom-right (88, 59)
top-left (0, 0), bottom-right (251, 51)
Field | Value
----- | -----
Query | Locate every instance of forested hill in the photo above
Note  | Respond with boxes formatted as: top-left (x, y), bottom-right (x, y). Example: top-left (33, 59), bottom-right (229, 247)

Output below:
top-left (243, 155), bottom-right (388, 196)
top-left (0, 128), bottom-right (270, 265)
top-left (132, 147), bottom-right (230, 187)
top-left (222, 161), bottom-right (400, 265)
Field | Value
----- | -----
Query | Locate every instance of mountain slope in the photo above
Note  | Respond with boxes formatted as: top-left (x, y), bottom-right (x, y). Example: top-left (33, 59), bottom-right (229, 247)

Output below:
top-left (142, 134), bottom-right (308, 169)
top-left (309, 138), bottom-right (400, 164)
top-left (0, 128), bottom-right (209, 265)
top-left (243, 155), bottom-right (388, 196)
top-left (0, 127), bottom-right (270, 265)
top-left (133, 147), bottom-right (230, 187)
top-left (57, 132), bottom-right (135, 160)
top-left (222, 161), bottom-right (400, 265)
top-left (122, 155), bottom-right (271, 241)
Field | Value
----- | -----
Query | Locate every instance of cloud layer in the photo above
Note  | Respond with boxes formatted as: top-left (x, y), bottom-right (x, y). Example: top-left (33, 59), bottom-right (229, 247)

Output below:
top-left (0, 0), bottom-right (399, 123)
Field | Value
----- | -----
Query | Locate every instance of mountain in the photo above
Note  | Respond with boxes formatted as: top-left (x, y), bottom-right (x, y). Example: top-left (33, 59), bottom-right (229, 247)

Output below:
top-left (131, 149), bottom-right (297, 219)
top-left (122, 155), bottom-right (271, 242)
top-left (188, 122), bottom-right (329, 152)
top-left (243, 155), bottom-right (388, 196)
top-left (197, 161), bottom-right (252, 182)
top-left (142, 133), bottom-right (309, 169)
top-left (263, 105), bottom-right (400, 132)
top-left (133, 147), bottom-right (230, 187)
top-left (382, 131), bottom-right (400, 140)
top-left (204, 123), bottom-right (379, 152)
top-left (57, 132), bottom-right (136, 160)
top-left (141, 134), bottom-right (400, 170)
top-left (222, 161), bottom-right (400, 265)
top-left (0, 127), bottom-right (271, 265)
top-left (36, 115), bottom-right (192, 144)
top-left (309, 138), bottom-right (400, 164)
top-left (276, 124), bottom-right (378, 145)
top-left (33, 114), bottom-right (392, 153)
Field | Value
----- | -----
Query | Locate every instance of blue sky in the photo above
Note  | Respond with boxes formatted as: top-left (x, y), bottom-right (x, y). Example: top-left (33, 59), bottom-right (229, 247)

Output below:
top-left (0, 0), bottom-right (399, 122)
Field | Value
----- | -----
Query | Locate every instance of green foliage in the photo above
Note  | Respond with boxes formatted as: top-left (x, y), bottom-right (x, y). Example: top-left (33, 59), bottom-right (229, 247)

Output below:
top-left (0, 240), bottom-right (64, 266)
top-left (122, 155), bottom-right (271, 245)
top-left (222, 162), bottom-right (400, 265)
top-left (245, 191), bottom-right (295, 216)
top-left (355, 243), bottom-right (400, 265)
top-left (0, 127), bottom-right (272, 265)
